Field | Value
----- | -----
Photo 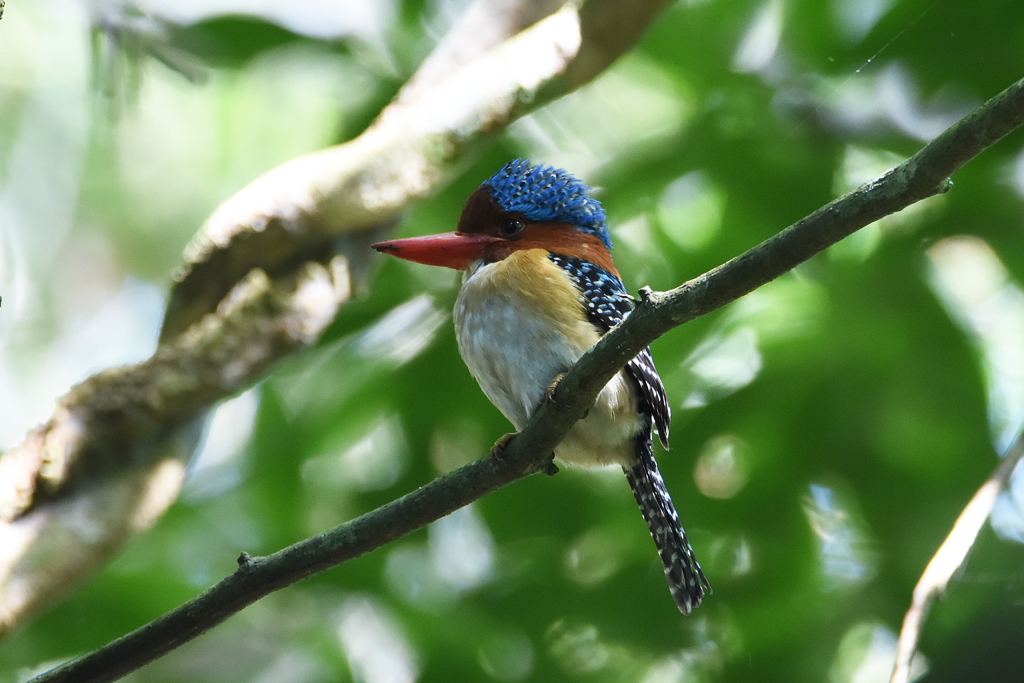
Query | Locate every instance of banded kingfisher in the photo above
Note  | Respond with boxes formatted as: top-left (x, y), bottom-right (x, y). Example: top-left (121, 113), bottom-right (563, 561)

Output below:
top-left (373, 159), bottom-right (710, 613)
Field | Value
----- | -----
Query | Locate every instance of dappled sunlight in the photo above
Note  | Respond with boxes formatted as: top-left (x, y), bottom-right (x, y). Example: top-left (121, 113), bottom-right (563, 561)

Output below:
top-left (873, 64), bottom-right (973, 141)
top-left (546, 620), bottom-right (613, 676)
top-left (476, 629), bottom-right (535, 682)
top-left (833, 0), bottom-right (896, 43)
top-left (1010, 145), bottom-right (1024, 200)
top-left (548, 615), bottom-right (733, 682)
top-left (681, 327), bottom-right (762, 408)
top-left (675, 275), bottom-right (826, 410)
top-left (732, 0), bottom-right (783, 75)
top-left (640, 655), bottom-right (693, 683)
top-left (726, 275), bottom-right (828, 346)
top-left (248, 649), bottom-right (328, 683)
top-left (273, 294), bottom-right (446, 418)
top-left (184, 388), bottom-right (261, 500)
top-left (707, 534), bottom-right (753, 579)
top-left (301, 415), bottom-right (409, 494)
top-left (926, 236), bottom-right (1024, 451)
top-left (335, 597), bottom-right (419, 683)
top-left (141, 0), bottom-right (398, 43)
top-left (610, 214), bottom-right (674, 288)
top-left (352, 294), bottom-right (447, 364)
top-left (927, 237), bottom-right (1024, 543)
top-left (385, 545), bottom-right (460, 611)
top-left (510, 53), bottom-right (692, 177)
top-left (563, 527), bottom-right (631, 588)
top-left (819, 63), bottom-right (970, 141)
top-left (774, 60), bottom-right (974, 143)
top-left (383, 505), bottom-right (495, 610)
top-left (829, 622), bottom-right (927, 683)
top-left (694, 436), bottom-right (750, 500)
top-left (657, 172), bottom-right (726, 253)
top-left (429, 505), bottom-right (495, 591)
top-left (0, 277), bottom-right (164, 447)
top-left (166, 494), bottom-right (263, 587)
top-left (429, 421), bottom-right (489, 473)
top-left (301, 414), bottom-right (410, 532)
top-left (802, 483), bottom-right (878, 590)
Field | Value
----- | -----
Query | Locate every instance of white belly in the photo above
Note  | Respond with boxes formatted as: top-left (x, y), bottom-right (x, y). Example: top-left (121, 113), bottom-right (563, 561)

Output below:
top-left (453, 255), bottom-right (644, 467)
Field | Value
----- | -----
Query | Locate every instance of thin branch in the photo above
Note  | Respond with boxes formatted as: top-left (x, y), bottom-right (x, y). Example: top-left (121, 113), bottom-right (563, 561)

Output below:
top-left (889, 432), bottom-right (1024, 683)
top-left (30, 74), bottom-right (1024, 683)
top-left (541, 75), bottom-right (1024, 445)
top-left (28, 453), bottom-right (524, 683)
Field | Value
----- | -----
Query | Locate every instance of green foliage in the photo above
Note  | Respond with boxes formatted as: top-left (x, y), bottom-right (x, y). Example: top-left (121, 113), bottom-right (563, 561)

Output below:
top-left (3, 0), bottom-right (1024, 681)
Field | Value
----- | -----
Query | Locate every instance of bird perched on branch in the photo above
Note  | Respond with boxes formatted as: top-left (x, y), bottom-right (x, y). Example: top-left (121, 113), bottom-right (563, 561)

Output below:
top-left (373, 159), bottom-right (710, 613)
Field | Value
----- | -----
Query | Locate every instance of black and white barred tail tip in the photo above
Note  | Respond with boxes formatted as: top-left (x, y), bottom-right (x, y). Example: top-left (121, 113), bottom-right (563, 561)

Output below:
top-left (624, 435), bottom-right (710, 614)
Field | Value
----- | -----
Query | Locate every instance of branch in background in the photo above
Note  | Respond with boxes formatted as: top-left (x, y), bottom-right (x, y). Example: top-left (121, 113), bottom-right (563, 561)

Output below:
top-left (0, 0), bottom-right (671, 641)
top-left (161, 0), bottom-right (672, 341)
top-left (393, 0), bottom-right (567, 104)
top-left (889, 432), bottom-right (1024, 683)
top-left (30, 73), bottom-right (1024, 683)
top-left (0, 261), bottom-right (346, 635)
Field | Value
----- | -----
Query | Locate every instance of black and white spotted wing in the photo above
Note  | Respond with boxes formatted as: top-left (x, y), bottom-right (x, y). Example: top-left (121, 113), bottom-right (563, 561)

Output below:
top-left (550, 255), bottom-right (671, 449)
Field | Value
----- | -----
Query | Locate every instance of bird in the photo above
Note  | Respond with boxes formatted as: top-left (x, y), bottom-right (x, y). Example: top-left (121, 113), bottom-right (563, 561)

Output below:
top-left (373, 159), bottom-right (710, 613)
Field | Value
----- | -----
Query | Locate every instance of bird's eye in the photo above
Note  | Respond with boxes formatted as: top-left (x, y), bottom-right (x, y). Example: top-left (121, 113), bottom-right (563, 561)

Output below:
top-left (500, 219), bottom-right (525, 237)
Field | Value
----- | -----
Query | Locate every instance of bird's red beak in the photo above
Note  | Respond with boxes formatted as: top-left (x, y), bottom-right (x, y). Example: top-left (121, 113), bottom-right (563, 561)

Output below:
top-left (372, 232), bottom-right (502, 271)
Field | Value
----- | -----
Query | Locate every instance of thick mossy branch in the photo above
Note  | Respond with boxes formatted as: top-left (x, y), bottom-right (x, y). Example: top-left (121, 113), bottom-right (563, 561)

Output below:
top-left (1, 263), bottom-right (343, 523)
top-left (0, 263), bottom-right (346, 639)
top-left (161, 0), bottom-right (672, 342)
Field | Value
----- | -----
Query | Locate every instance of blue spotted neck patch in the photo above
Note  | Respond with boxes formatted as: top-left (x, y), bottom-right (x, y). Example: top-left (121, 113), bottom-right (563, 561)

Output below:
top-left (549, 254), bottom-right (670, 448)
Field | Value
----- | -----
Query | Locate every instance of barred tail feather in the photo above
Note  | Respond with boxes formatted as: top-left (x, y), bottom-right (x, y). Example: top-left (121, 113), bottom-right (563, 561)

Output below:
top-left (623, 432), bottom-right (710, 614)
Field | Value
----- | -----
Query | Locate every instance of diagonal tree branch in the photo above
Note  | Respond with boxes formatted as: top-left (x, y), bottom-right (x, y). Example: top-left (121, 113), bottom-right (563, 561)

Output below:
top-left (30, 73), bottom-right (1024, 683)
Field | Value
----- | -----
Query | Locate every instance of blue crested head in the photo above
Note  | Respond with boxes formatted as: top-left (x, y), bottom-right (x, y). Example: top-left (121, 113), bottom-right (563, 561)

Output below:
top-left (482, 159), bottom-right (612, 250)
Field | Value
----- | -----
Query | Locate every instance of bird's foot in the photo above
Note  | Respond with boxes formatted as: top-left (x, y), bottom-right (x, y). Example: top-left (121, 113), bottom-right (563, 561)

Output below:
top-left (489, 433), bottom-right (517, 462)
top-left (489, 434), bottom-right (559, 476)
top-left (544, 373), bottom-right (588, 418)
top-left (543, 373), bottom-right (566, 403)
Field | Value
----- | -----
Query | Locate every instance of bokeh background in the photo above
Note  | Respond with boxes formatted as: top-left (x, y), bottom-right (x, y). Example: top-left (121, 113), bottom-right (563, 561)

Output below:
top-left (3, 0), bottom-right (1024, 681)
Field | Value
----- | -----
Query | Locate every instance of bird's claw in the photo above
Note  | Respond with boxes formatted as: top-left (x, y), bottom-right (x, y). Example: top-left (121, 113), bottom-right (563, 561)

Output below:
top-left (490, 433), bottom-right (517, 462)
top-left (544, 373), bottom-right (566, 403)
top-left (490, 434), bottom-right (558, 476)
top-left (544, 373), bottom-right (589, 418)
